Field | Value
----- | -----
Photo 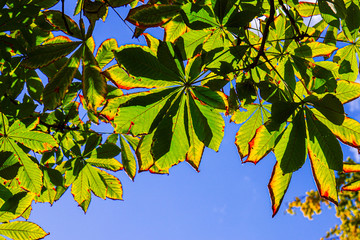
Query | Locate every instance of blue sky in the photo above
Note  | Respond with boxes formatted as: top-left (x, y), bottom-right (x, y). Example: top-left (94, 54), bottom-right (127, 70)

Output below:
top-left (27, 2), bottom-right (360, 240)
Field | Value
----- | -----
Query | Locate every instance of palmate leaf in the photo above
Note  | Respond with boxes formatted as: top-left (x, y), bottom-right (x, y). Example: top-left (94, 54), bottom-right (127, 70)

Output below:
top-left (0, 221), bottom-right (48, 240)
top-left (268, 162), bottom-right (292, 217)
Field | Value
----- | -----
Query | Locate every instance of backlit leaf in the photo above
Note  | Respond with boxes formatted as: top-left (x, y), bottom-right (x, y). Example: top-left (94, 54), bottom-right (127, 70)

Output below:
top-left (0, 221), bottom-right (48, 240)
top-left (268, 162), bottom-right (292, 217)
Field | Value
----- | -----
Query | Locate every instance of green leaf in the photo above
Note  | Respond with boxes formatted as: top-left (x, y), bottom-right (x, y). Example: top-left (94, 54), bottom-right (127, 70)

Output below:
top-left (194, 97), bottom-right (225, 152)
top-left (164, 15), bottom-right (187, 42)
top-left (306, 127), bottom-right (338, 203)
top-left (43, 10), bottom-right (83, 39)
top-left (192, 86), bottom-right (227, 110)
top-left (274, 110), bottom-right (307, 174)
top-left (306, 109), bottom-right (343, 171)
top-left (71, 163), bottom-right (91, 212)
top-left (95, 38), bottom-right (118, 70)
top-left (181, 2), bottom-right (218, 30)
top-left (311, 109), bottom-right (360, 149)
top-left (86, 158), bottom-right (123, 171)
top-left (296, 2), bottom-right (320, 17)
top-left (43, 46), bottom-right (82, 110)
top-left (7, 121), bottom-right (58, 152)
top-left (112, 88), bottom-right (180, 135)
top-left (83, 45), bottom-right (107, 111)
top-left (292, 42), bottom-right (337, 58)
top-left (120, 135), bottom-right (137, 180)
top-left (311, 94), bottom-right (345, 125)
top-left (175, 29), bottom-right (212, 59)
top-left (84, 164), bottom-right (106, 199)
top-left (96, 169), bottom-right (123, 200)
top-left (334, 80), bottom-right (360, 104)
top-left (268, 162), bottom-right (292, 217)
top-left (21, 41), bottom-right (81, 69)
top-left (247, 122), bottom-right (285, 164)
top-left (126, 4), bottom-right (181, 28)
top-left (235, 106), bottom-right (264, 159)
top-left (0, 221), bottom-right (48, 240)
top-left (114, 45), bottom-right (182, 83)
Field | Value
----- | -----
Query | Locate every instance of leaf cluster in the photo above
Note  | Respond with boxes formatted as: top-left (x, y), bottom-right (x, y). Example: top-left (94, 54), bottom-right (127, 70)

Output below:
top-left (1, 0), bottom-right (360, 238)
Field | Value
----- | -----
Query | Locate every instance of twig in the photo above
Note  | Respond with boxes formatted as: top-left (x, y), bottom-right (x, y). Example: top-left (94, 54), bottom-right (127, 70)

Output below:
top-left (61, 0), bottom-right (73, 35)
top-left (247, 0), bottom-right (275, 70)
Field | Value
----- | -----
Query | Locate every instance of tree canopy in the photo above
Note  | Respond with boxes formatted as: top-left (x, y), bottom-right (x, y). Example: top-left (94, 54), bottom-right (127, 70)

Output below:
top-left (1, 0), bottom-right (360, 238)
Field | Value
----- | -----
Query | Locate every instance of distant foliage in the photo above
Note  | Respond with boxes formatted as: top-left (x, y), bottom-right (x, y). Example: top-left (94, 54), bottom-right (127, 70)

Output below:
top-left (288, 159), bottom-right (360, 240)
top-left (1, 0), bottom-right (360, 238)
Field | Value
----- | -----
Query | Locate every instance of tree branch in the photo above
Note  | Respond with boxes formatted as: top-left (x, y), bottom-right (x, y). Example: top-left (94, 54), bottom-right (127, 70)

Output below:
top-left (247, 0), bottom-right (275, 70)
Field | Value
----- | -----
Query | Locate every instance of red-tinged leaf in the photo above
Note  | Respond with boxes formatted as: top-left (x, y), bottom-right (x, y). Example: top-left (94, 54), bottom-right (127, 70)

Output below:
top-left (103, 65), bottom-right (175, 90)
top-left (43, 46), bottom-right (82, 110)
top-left (185, 96), bottom-right (205, 171)
top-left (306, 109), bottom-right (343, 171)
top-left (136, 133), bottom-right (155, 172)
top-left (268, 162), bottom-right (292, 217)
top-left (96, 169), bottom-right (123, 200)
top-left (292, 42), bottom-right (337, 58)
top-left (235, 108), bottom-right (263, 160)
top-left (21, 41), bottom-right (81, 69)
top-left (43, 35), bottom-right (72, 45)
top-left (164, 15), bottom-right (188, 42)
top-left (96, 38), bottom-right (118, 69)
top-left (83, 46), bottom-right (107, 111)
top-left (44, 10), bottom-right (83, 39)
top-left (7, 121), bottom-right (58, 152)
top-left (312, 109), bottom-right (360, 149)
top-left (247, 123), bottom-right (285, 164)
top-left (307, 111), bottom-right (338, 203)
top-left (334, 80), bottom-right (360, 104)
top-left (0, 221), bottom-right (49, 240)
top-left (343, 163), bottom-right (360, 173)
top-left (126, 4), bottom-right (181, 29)
top-left (342, 180), bottom-right (360, 191)
top-left (120, 135), bottom-right (137, 180)
top-left (71, 168), bottom-right (91, 212)
top-left (84, 164), bottom-right (106, 199)
top-left (113, 88), bottom-right (180, 135)
top-left (4, 139), bottom-right (43, 195)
